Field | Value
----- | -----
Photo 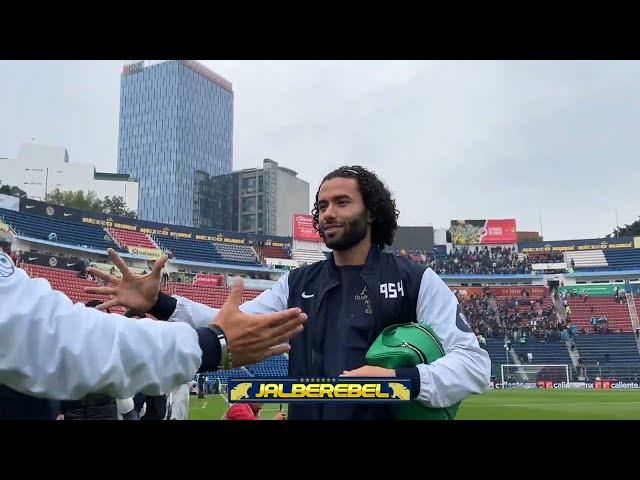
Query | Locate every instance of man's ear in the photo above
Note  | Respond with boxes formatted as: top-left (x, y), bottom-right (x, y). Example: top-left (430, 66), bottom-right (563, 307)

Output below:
top-left (366, 210), bottom-right (373, 224)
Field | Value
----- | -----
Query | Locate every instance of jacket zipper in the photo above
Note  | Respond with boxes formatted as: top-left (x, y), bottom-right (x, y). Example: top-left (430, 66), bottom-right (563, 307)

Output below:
top-left (401, 334), bottom-right (454, 420)
top-left (411, 323), bottom-right (445, 357)
top-left (400, 341), bottom-right (427, 364)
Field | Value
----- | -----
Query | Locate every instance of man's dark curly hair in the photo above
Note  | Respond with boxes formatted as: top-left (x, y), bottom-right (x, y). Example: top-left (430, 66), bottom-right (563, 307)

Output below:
top-left (311, 165), bottom-right (399, 247)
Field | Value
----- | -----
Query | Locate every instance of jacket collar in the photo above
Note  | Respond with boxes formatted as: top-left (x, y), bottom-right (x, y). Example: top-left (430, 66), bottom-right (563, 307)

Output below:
top-left (324, 244), bottom-right (382, 280)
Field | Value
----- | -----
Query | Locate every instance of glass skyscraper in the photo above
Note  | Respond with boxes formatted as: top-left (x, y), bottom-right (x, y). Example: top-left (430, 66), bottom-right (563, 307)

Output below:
top-left (117, 60), bottom-right (233, 227)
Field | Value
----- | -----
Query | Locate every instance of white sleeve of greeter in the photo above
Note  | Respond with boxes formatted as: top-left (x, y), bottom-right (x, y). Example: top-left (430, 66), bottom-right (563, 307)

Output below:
top-left (169, 272), bottom-right (291, 329)
top-left (0, 258), bottom-right (202, 401)
top-left (414, 268), bottom-right (492, 408)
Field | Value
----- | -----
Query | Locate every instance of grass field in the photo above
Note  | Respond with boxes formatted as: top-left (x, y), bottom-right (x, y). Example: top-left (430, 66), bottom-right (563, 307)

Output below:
top-left (188, 395), bottom-right (288, 420)
top-left (187, 390), bottom-right (640, 420)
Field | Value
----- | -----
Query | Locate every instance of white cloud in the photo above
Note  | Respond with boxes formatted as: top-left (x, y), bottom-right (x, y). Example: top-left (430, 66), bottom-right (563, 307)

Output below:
top-left (1, 60), bottom-right (638, 240)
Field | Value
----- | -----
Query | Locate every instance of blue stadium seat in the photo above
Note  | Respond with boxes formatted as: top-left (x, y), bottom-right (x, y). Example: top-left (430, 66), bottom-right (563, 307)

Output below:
top-left (0, 208), bottom-right (124, 252)
top-left (246, 355), bottom-right (289, 377)
top-left (574, 334), bottom-right (640, 381)
top-left (153, 235), bottom-right (260, 266)
top-left (512, 337), bottom-right (573, 367)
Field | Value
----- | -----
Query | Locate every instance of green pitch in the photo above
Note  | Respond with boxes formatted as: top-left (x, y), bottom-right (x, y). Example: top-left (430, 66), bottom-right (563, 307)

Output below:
top-left (456, 389), bottom-right (640, 420)
top-left (188, 395), bottom-right (288, 420)
top-left (186, 389), bottom-right (640, 420)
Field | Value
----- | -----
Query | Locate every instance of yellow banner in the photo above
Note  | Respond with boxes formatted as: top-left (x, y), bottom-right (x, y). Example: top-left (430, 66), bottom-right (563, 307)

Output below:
top-left (635, 237), bottom-right (640, 249)
top-left (128, 246), bottom-right (163, 260)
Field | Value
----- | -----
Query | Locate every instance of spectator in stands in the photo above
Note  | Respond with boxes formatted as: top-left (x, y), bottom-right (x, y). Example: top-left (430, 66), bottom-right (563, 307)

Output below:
top-left (636, 328), bottom-right (639, 340)
top-left (527, 352), bottom-right (533, 363)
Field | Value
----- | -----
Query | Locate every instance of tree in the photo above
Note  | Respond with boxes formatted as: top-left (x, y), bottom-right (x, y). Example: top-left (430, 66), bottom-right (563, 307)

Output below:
top-left (46, 189), bottom-right (104, 212)
top-left (45, 189), bottom-right (137, 218)
top-left (0, 181), bottom-right (27, 197)
top-left (610, 219), bottom-right (640, 238)
top-left (102, 195), bottom-right (137, 219)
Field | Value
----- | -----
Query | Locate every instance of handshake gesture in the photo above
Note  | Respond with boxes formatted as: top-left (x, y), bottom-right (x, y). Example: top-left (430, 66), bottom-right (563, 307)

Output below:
top-left (85, 249), bottom-right (307, 368)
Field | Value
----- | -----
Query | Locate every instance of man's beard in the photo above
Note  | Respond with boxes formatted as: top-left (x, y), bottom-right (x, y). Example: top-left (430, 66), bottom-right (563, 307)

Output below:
top-left (321, 213), bottom-right (368, 251)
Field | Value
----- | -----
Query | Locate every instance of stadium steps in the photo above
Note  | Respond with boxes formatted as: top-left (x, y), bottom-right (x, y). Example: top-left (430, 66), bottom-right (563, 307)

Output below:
top-left (505, 350), bottom-right (538, 382)
top-left (628, 292), bottom-right (640, 354)
top-left (485, 339), bottom-right (511, 378)
top-left (511, 338), bottom-right (574, 380)
top-left (553, 292), bottom-right (568, 323)
top-left (565, 340), bottom-right (581, 377)
top-left (508, 347), bottom-right (522, 366)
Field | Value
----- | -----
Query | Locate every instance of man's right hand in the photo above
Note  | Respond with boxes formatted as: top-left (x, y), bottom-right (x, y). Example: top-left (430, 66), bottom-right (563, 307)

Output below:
top-left (213, 278), bottom-right (307, 367)
top-left (84, 248), bottom-right (165, 312)
top-left (85, 249), bottom-right (308, 368)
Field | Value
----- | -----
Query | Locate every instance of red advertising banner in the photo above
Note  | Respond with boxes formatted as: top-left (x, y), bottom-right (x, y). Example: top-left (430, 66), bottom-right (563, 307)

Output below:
top-left (450, 286), bottom-right (548, 300)
top-left (490, 287), bottom-right (548, 297)
top-left (450, 219), bottom-right (517, 245)
top-left (193, 274), bottom-right (224, 287)
top-left (293, 214), bottom-right (321, 241)
top-left (484, 219), bottom-right (517, 244)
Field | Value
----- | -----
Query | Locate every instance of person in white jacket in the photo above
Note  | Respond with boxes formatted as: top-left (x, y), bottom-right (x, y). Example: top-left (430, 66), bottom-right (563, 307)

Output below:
top-left (0, 250), bottom-right (306, 401)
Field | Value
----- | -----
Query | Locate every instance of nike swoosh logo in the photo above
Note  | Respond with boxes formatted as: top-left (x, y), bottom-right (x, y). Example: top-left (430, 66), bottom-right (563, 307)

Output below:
top-left (28, 257), bottom-right (37, 261)
top-left (63, 213), bottom-right (73, 217)
top-left (26, 205), bottom-right (35, 209)
top-left (302, 292), bottom-right (314, 299)
top-left (66, 263), bottom-right (75, 267)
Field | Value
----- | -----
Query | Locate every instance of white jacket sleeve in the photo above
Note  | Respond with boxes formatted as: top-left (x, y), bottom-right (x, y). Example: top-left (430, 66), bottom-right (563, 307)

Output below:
top-left (169, 272), bottom-right (290, 328)
top-left (414, 268), bottom-right (491, 408)
top-left (0, 257), bottom-right (202, 401)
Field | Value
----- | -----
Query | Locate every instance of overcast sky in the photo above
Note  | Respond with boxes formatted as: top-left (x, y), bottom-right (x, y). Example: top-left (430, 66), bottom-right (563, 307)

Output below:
top-left (1, 60), bottom-right (638, 241)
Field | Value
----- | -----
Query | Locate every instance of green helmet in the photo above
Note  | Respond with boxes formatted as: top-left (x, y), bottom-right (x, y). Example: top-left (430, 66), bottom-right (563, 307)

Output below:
top-left (366, 322), bottom-right (460, 420)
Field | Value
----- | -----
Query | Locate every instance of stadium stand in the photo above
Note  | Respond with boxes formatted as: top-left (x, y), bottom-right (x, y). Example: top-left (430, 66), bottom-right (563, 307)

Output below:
top-left (390, 246), bottom-right (533, 274)
top-left (21, 263), bottom-right (126, 315)
top-left (484, 338), bottom-right (511, 378)
top-left (211, 243), bottom-right (259, 265)
top-left (107, 227), bottom-right (157, 250)
top-left (511, 337), bottom-right (573, 367)
top-left (245, 355), bottom-right (289, 377)
top-left (292, 246), bottom-right (326, 264)
top-left (573, 334), bottom-right (640, 381)
top-left (255, 244), bottom-right (290, 260)
top-left (566, 296), bottom-right (633, 333)
top-left (565, 249), bottom-right (640, 271)
top-left (153, 235), bottom-right (260, 266)
top-left (167, 282), bottom-right (263, 308)
top-left (0, 208), bottom-right (124, 252)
